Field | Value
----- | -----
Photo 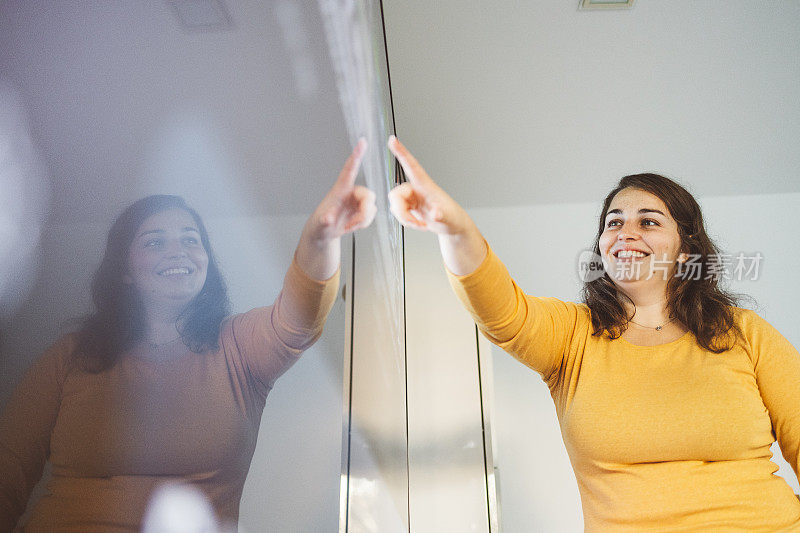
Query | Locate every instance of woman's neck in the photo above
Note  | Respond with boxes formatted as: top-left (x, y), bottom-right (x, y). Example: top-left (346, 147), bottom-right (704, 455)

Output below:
top-left (621, 288), bottom-right (672, 328)
top-left (143, 321), bottom-right (181, 345)
top-left (142, 305), bottom-right (185, 345)
top-left (619, 290), bottom-right (689, 344)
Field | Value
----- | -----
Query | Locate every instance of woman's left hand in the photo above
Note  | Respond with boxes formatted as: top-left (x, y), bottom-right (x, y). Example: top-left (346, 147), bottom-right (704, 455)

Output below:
top-left (296, 139), bottom-right (375, 279)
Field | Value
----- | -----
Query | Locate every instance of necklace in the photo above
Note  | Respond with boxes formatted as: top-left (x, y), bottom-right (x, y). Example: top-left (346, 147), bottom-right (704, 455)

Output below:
top-left (628, 316), bottom-right (675, 332)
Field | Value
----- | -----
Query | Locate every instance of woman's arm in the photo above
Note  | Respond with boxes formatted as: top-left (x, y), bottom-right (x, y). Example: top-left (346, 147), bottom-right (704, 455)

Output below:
top-left (387, 136), bottom-right (584, 382)
top-left (227, 141), bottom-right (376, 393)
top-left (0, 338), bottom-right (69, 532)
top-left (745, 311), bottom-right (800, 479)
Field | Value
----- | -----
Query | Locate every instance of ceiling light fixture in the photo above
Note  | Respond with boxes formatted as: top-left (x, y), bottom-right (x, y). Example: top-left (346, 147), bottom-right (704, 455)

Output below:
top-left (167, 0), bottom-right (233, 31)
top-left (579, 0), bottom-right (635, 10)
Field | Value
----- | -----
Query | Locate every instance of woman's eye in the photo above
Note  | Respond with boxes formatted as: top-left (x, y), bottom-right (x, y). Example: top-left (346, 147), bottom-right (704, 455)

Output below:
top-left (183, 236), bottom-right (199, 245)
top-left (145, 239), bottom-right (163, 248)
top-left (641, 219), bottom-right (660, 227)
top-left (606, 219), bottom-right (622, 228)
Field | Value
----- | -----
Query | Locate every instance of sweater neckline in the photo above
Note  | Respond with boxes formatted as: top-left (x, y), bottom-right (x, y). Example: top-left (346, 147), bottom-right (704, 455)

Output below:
top-left (617, 329), bottom-right (693, 349)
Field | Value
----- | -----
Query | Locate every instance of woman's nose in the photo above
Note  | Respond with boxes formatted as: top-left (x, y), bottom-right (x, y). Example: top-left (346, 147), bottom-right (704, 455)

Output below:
top-left (165, 240), bottom-right (188, 257)
top-left (617, 224), bottom-right (640, 240)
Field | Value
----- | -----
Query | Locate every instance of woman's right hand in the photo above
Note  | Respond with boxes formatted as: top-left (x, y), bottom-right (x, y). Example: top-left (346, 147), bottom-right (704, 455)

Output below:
top-left (387, 135), bottom-right (487, 275)
top-left (387, 135), bottom-right (469, 235)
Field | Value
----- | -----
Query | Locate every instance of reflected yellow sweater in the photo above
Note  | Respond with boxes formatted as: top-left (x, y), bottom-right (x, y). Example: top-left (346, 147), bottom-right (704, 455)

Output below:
top-left (0, 259), bottom-right (339, 532)
top-left (448, 246), bottom-right (800, 531)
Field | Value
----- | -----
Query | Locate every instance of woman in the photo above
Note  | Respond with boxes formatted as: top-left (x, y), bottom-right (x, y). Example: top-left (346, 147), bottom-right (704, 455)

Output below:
top-left (0, 140), bottom-right (376, 532)
top-left (387, 136), bottom-right (800, 530)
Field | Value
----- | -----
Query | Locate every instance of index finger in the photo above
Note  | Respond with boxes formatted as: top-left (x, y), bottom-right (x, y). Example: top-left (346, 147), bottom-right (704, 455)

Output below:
top-left (336, 137), bottom-right (368, 189)
top-left (387, 135), bottom-right (436, 190)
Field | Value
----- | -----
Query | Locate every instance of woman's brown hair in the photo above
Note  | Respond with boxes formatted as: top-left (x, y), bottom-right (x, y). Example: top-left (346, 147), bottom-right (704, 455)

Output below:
top-left (581, 173), bottom-right (741, 353)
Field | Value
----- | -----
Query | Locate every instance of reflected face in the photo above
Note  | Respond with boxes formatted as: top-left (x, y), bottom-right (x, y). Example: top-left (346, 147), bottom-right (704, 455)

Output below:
top-left (124, 208), bottom-right (209, 311)
top-left (598, 188), bottom-right (687, 289)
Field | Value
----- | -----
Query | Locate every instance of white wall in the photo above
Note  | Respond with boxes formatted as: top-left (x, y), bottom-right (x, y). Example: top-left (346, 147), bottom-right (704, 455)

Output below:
top-left (0, 213), bottom-right (344, 532)
top-left (469, 191), bottom-right (800, 531)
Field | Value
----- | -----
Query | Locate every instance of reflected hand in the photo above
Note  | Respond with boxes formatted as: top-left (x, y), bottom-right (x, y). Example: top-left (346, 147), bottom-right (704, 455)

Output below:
top-left (309, 138), bottom-right (377, 242)
top-left (387, 135), bottom-right (470, 235)
top-left (297, 139), bottom-right (376, 280)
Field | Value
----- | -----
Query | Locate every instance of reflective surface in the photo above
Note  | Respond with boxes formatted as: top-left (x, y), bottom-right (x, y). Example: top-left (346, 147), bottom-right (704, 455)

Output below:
top-left (328, 2), bottom-right (409, 530)
top-left (0, 2), bottom-right (349, 530)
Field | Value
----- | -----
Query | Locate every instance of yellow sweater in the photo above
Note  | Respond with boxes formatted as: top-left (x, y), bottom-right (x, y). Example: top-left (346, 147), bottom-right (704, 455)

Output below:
top-left (448, 246), bottom-right (800, 531)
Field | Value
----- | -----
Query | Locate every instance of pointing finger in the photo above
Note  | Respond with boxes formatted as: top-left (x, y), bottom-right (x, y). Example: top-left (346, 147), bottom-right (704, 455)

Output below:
top-left (387, 135), bottom-right (436, 191)
top-left (336, 137), bottom-right (368, 189)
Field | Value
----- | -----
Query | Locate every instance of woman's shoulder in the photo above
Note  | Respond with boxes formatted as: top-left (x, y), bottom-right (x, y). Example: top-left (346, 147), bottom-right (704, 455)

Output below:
top-left (221, 306), bottom-right (273, 323)
top-left (41, 332), bottom-right (80, 361)
top-left (218, 307), bottom-right (274, 340)
top-left (16, 332), bottom-right (81, 386)
top-left (730, 306), bottom-right (773, 331)
top-left (537, 297), bottom-right (591, 316)
top-left (727, 306), bottom-right (795, 349)
top-left (531, 296), bottom-right (594, 330)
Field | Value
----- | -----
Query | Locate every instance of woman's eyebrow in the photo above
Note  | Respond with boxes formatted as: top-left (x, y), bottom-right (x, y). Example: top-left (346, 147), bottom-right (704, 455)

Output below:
top-left (136, 227), bottom-right (199, 238)
top-left (605, 208), bottom-right (666, 217)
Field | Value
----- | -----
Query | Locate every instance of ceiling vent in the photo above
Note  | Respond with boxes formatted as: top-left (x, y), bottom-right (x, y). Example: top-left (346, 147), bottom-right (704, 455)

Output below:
top-left (579, 0), bottom-right (635, 9)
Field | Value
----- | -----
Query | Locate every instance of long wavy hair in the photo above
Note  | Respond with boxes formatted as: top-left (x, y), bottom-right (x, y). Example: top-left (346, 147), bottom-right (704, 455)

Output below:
top-left (581, 174), bottom-right (741, 353)
top-left (74, 195), bottom-right (229, 372)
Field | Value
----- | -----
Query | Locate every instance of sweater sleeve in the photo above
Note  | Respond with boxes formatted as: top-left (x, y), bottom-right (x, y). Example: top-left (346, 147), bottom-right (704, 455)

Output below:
top-left (446, 244), bottom-right (587, 384)
top-left (224, 256), bottom-right (341, 397)
top-left (0, 336), bottom-right (71, 533)
top-left (744, 310), bottom-right (800, 480)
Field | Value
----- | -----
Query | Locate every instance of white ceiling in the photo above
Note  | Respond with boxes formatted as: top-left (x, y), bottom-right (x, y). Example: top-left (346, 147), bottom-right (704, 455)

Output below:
top-left (0, 0), bottom-right (349, 225)
top-left (383, 1), bottom-right (800, 208)
top-left (2, 1), bottom-right (798, 229)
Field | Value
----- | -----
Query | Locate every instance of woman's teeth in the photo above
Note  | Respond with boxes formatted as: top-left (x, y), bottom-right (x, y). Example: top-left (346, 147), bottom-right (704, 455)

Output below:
top-left (159, 267), bottom-right (190, 276)
top-left (616, 250), bottom-right (647, 258)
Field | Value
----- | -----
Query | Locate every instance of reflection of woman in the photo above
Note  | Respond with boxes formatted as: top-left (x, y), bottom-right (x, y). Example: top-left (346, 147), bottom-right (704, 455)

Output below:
top-left (0, 141), bottom-right (375, 531)
top-left (387, 136), bottom-right (800, 530)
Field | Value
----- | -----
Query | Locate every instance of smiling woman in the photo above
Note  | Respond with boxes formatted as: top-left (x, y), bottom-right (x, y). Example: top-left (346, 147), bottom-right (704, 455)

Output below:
top-left (0, 141), bottom-right (377, 532)
top-left (586, 173), bottom-right (740, 352)
top-left (387, 136), bottom-right (800, 531)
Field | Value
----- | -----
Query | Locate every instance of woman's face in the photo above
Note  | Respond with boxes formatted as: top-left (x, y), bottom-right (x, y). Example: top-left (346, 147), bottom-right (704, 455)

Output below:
top-left (124, 208), bottom-right (209, 313)
top-left (598, 188), bottom-right (687, 292)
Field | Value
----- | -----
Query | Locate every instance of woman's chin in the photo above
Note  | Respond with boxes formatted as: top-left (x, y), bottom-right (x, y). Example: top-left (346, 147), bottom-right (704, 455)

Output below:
top-left (142, 291), bottom-right (201, 316)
